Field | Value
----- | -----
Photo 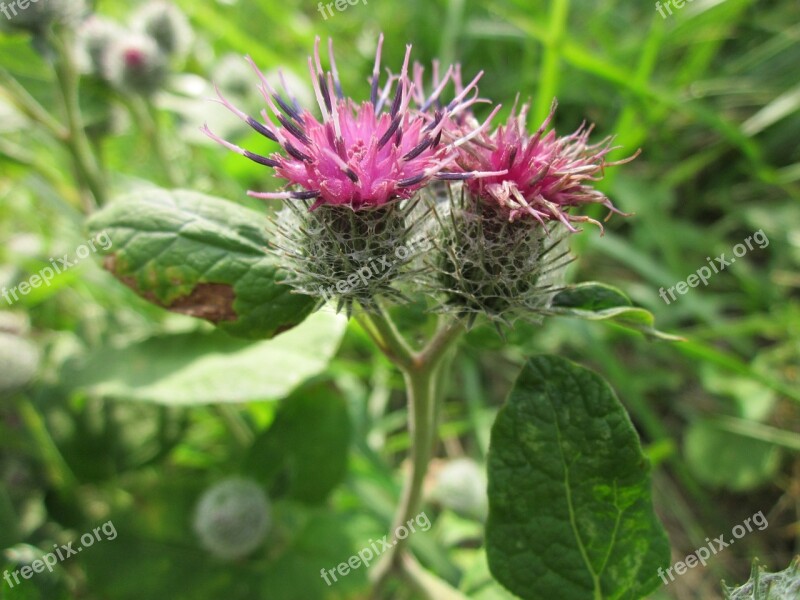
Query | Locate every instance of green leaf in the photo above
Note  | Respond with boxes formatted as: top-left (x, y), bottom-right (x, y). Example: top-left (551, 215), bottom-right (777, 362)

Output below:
top-left (683, 419), bottom-right (782, 492)
top-left (244, 381), bottom-right (351, 504)
top-left (62, 311), bottom-right (347, 405)
top-left (486, 355), bottom-right (670, 600)
top-left (548, 282), bottom-right (683, 341)
top-left (86, 188), bottom-right (316, 340)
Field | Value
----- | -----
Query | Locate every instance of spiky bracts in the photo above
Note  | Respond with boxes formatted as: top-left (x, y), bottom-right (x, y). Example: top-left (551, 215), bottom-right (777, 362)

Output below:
top-left (456, 100), bottom-right (635, 232)
top-left (202, 35), bottom-right (502, 210)
top-left (424, 185), bottom-right (572, 327)
top-left (202, 35), bottom-right (638, 323)
top-left (723, 557), bottom-right (800, 600)
top-left (270, 199), bottom-right (430, 315)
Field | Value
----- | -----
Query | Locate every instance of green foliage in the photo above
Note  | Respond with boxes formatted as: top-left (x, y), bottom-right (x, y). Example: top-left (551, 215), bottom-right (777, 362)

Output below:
top-left (0, 0), bottom-right (797, 598)
top-left (684, 419), bottom-right (782, 492)
top-left (61, 311), bottom-right (346, 404)
top-left (548, 282), bottom-right (682, 341)
top-left (244, 381), bottom-right (352, 503)
top-left (87, 188), bottom-right (317, 340)
top-left (486, 355), bottom-right (670, 600)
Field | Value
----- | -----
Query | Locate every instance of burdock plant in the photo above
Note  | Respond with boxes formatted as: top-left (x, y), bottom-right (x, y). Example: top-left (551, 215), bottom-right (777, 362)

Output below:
top-left (87, 34), bottom-right (682, 600)
top-left (203, 36), bottom-right (501, 313)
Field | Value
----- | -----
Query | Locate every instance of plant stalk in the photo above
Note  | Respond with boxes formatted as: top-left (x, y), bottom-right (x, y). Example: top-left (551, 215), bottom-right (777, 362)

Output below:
top-left (362, 309), bottom-right (465, 596)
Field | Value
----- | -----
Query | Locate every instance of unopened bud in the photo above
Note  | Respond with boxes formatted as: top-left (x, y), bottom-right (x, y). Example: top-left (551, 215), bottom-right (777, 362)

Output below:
top-left (0, 331), bottom-right (39, 395)
top-left (430, 458), bottom-right (488, 521)
top-left (131, 1), bottom-right (192, 59)
top-left (78, 16), bottom-right (125, 76)
top-left (3, 0), bottom-right (86, 33)
top-left (427, 188), bottom-right (571, 327)
top-left (193, 478), bottom-right (271, 560)
top-left (103, 32), bottom-right (168, 95)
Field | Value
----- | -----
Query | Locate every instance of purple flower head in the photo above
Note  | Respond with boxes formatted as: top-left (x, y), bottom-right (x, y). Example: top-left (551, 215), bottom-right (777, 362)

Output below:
top-left (458, 100), bottom-right (637, 232)
top-left (202, 36), bottom-right (503, 210)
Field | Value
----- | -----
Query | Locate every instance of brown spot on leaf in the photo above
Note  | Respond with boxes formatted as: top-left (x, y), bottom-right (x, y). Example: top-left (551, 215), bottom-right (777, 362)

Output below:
top-left (168, 283), bottom-right (237, 323)
top-left (104, 255), bottom-right (238, 324)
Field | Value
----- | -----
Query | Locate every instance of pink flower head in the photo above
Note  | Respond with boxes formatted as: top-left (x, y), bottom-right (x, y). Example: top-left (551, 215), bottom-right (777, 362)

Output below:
top-left (202, 36), bottom-right (503, 210)
top-left (458, 100), bottom-right (637, 232)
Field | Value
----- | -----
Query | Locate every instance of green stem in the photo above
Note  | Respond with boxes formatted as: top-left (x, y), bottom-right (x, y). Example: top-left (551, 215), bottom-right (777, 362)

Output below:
top-left (400, 553), bottom-right (471, 600)
top-left (129, 96), bottom-right (181, 187)
top-left (534, 0), bottom-right (570, 124)
top-left (357, 306), bottom-right (417, 370)
top-left (0, 68), bottom-right (67, 140)
top-left (365, 310), bottom-right (465, 596)
top-left (50, 30), bottom-right (107, 208)
top-left (215, 405), bottom-right (254, 449)
top-left (18, 397), bottom-right (78, 492)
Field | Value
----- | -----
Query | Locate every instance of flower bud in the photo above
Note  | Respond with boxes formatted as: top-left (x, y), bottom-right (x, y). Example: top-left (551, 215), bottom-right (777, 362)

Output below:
top-left (724, 557), bottom-right (800, 599)
top-left (272, 201), bottom-right (420, 314)
top-left (0, 311), bottom-right (28, 336)
top-left (430, 458), bottom-right (488, 521)
top-left (103, 32), bottom-right (168, 96)
top-left (193, 477), bottom-right (271, 560)
top-left (427, 188), bottom-right (571, 327)
top-left (2, 0), bottom-right (86, 33)
top-left (0, 331), bottom-right (39, 395)
top-left (211, 54), bottom-right (255, 100)
top-left (78, 16), bottom-right (124, 77)
top-left (131, 1), bottom-right (191, 59)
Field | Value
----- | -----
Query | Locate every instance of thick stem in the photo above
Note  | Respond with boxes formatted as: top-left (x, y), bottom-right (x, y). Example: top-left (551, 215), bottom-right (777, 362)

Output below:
top-left (368, 311), bottom-right (464, 596)
top-left (394, 365), bottom-right (437, 537)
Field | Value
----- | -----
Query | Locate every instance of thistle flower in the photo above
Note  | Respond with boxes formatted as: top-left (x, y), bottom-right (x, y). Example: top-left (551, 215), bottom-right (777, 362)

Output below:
top-left (427, 185), bottom-right (572, 327)
top-left (202, 35), bottom-right (502, 210)
top-left (203, 36), bottom-right (504, 313)
top-left (456, 100), bottom-right (636, 232)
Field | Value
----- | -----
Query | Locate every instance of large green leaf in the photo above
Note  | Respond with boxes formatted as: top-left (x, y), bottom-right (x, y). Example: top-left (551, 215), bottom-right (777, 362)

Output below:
top-left (683, 419), bottom-right (782, 492)
top-left (548, 282), bottom-right (682, 341)
top-left (62, 311), bottom-right (347, 405)
top-left (486, 355), bottom-right (670, 600)
top-left (244, 381), bottom-right (352, 504)
top-left (86, 188), bottom-right (316, 340)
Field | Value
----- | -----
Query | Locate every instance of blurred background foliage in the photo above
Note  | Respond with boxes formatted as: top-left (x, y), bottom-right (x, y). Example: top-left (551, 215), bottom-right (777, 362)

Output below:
top-left (0, 0), bottom-right (798, 598)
